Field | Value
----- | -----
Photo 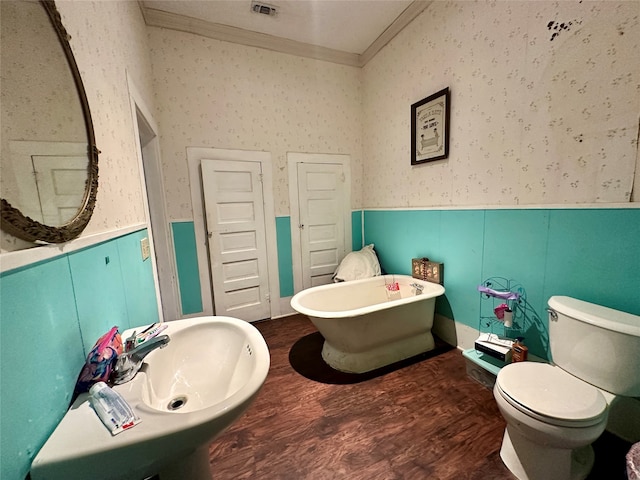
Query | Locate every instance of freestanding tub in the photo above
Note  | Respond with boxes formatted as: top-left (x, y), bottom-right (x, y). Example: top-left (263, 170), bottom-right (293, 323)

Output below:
top-left (290, 275), bottom-right (445, 373)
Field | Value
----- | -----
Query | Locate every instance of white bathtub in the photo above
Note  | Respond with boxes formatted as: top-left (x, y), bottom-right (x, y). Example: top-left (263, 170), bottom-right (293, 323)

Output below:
top-left (290, 275), bottom-right (445, 373)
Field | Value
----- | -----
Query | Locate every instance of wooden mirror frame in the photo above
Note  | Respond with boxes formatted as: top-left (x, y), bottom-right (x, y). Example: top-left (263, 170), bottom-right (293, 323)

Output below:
top-left (0, 0), bottom-right (99, 244)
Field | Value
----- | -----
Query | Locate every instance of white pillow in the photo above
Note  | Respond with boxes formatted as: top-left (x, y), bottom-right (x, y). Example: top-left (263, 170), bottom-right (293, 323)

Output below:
top-left (333, 244), bottom-right (381, 282)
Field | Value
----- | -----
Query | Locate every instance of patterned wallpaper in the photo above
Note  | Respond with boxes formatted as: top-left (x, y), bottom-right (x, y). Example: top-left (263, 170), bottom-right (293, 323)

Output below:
top-left (2, 1), bottom-right (637, 251)
top-left (56, 1), bottom-right (155, 232)
top-left (148, 29), bottom-right (363, 219)
top-left (151, 0), bottom-right (638, 220)
top-left (362, 1), bottom-right (639, 208)
top-left (1, 1), bottom-right (155, 251)
top-left (0, 1), bottom-right (86, 216)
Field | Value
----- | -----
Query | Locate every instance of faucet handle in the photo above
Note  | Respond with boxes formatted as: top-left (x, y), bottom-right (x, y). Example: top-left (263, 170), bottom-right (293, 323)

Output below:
top-left (112, 334), bottom-right (170, 385)
top-left (112, 355), bottom-right (142, 385)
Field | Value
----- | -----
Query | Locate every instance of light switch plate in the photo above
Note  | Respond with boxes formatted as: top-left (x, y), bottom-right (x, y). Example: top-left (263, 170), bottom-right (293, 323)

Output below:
top-left (140, 237), bottom-right (150, 261)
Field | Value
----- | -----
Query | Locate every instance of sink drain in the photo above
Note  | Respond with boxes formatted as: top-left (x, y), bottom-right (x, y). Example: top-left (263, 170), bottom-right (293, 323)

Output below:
top-left (167, 396), bottom-right (187, 411)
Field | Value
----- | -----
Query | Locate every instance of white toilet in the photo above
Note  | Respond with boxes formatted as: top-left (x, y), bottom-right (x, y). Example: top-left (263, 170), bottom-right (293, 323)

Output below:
top-left (493, 295), bottom-right (640, 480)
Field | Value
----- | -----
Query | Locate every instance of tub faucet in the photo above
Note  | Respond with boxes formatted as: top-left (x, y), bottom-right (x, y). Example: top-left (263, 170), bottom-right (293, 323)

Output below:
top-left (410, 283), bottom-right (424, 295)
top-left (112, 335), bottom-right (170, 385)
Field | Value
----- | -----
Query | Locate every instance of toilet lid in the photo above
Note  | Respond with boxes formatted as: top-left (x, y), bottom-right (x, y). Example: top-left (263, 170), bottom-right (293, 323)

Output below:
top-left (497, 363), bottom-right (607, 425)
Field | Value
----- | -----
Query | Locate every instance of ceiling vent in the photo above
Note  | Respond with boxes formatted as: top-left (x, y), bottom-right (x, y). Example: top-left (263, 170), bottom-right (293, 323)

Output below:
top-left (251, 1), bottom-right (278, 16)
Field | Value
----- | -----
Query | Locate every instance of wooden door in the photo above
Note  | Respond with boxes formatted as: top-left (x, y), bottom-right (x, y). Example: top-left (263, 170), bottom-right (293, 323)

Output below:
top-left (201, 159), bottom-right (270, 321)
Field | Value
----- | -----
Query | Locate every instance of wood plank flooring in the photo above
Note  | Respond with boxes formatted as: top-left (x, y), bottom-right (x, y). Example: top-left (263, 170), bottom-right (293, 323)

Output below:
top-left (207, 315), bottom-right (631, 479)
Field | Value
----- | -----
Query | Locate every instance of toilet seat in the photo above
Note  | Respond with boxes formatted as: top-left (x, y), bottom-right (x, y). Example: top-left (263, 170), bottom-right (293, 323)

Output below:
top-left (496, 363), bottom-right (607, 428)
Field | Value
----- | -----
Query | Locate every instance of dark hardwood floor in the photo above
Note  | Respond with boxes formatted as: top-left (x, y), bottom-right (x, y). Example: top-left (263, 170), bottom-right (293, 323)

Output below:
top-left (207, 315), bottom-right (631, 479)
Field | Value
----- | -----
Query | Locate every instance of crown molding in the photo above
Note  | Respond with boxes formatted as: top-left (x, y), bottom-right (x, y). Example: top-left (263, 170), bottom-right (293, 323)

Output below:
top-left (141, 1), bottom-right (431, 68)
top-left (360, 1), bottom-right (431, 67)
top-left (142, 7), bottom-right (360, 67)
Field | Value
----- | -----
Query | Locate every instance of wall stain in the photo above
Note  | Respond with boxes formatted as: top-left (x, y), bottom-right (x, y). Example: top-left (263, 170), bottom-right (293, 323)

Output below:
top-left (547, 19), bottom-right (582, 41)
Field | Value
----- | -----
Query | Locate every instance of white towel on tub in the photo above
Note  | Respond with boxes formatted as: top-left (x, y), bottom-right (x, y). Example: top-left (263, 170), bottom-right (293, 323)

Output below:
top-left (333, 244), bottom-right (381, 282)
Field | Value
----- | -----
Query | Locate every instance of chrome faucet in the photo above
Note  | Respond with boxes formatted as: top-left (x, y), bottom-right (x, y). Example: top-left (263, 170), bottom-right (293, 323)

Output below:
top-left (410, 283), bottom-right (424, 295)
top-left (112, 335), bottom-right (170, 385)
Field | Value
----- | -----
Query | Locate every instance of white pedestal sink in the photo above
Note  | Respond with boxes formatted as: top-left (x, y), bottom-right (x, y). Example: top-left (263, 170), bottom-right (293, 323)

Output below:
top-left (30, 316), bottom-right (270, 480)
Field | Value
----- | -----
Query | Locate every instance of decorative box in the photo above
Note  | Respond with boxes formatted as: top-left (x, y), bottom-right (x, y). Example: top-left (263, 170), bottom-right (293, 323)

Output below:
top-left (411, 257), bottom-right (444, 284)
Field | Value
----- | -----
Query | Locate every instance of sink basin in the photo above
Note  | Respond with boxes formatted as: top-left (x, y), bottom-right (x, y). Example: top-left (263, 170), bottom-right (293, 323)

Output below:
top-left (139, 318), bottom-right (261, 413)
top-left (30, 316), bottom-right (270, 480)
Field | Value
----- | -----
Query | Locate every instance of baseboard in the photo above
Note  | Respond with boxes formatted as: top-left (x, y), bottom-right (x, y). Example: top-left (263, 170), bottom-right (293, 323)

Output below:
top-left (432, 314), bottom-right (479, 351)
top-left (274, 296), bottom-right (296, 319)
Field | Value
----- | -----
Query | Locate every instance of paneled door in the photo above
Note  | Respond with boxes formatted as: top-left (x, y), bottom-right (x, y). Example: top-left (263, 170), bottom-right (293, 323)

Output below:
top-left (32, 154), bottom-right (88, 225)
top-left (288, 153), bottom-right (352, 292)
top-left (201, 159), bottom-right (270, 321)
top-left (298, 162), bottom-right (346, 288)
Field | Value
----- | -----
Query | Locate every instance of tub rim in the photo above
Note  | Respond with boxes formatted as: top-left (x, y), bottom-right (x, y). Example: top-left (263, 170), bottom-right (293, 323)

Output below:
top-left (290, 274), bottom-right (445, 319)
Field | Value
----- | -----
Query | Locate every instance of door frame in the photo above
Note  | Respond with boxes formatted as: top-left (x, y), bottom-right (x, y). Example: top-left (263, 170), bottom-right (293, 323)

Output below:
top-left (287, 152), bottom-right (352, 295)
top-left (127, 73), bottom-right (176, 321)
top-left (187, 147), bottom-right (281, 319)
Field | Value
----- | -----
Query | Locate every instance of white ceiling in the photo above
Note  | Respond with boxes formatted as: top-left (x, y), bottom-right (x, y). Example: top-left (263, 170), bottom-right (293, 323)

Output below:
top-left (140, 0), bottom-right (429, 66)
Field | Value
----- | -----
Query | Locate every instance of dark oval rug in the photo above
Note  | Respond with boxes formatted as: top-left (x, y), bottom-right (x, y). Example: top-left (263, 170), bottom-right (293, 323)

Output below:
top-left (288, 331), bottom-right (454, 384)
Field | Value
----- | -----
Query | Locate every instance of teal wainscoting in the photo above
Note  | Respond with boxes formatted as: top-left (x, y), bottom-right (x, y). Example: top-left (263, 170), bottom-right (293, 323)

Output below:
top-left (0, 228), bottom-right (159, 480)
top-left (171, 221), bottom-right (203, 315)
top-left (171, 219), bottom-right (299, 303)
top-left (364, 208), bottom-right (640, 359)
top-left (352, 210), bottom-right (363, 251)
top-left (276, 217), bottom-right (294, 298)
top-left (275, 211), bottom-right (364, 298)
top-left (171, 219), bottom-right (299, 301)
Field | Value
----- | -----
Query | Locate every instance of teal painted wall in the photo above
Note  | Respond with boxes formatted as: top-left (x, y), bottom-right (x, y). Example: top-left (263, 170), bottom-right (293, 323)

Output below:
top-left (172, 213), bottom-right (364, 302)
top-left (364, 208), bottom-right (640, 358)
top-left (274, 212), bottom-right (363, 297)
top-left (169, 209), bottom-right (638, 357)
top-left (0, 229), bottom-right (159, 480)
top-left (171, 221), bottom-right (203, 315)
top-left (170, 219), bottom-right (296, 304)
top-left (352, 210), bottom-right (363, 251)
top-left (276, 217), bottom-right (294, 297)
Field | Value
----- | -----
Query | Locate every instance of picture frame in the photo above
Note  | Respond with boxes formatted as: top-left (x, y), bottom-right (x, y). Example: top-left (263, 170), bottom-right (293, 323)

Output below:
top-left (411, 87), bottom-right (450, 165)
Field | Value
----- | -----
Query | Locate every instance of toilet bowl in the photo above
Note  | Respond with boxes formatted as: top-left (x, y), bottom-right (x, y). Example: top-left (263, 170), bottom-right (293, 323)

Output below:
top-left (492, 296), bottom-right (640, 480)
top-left (494, 362), bottom-right (608, 480)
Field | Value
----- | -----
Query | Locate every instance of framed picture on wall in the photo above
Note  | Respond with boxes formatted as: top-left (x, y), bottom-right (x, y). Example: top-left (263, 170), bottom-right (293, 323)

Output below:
top-left (411, 87), bottom-right (450, 165)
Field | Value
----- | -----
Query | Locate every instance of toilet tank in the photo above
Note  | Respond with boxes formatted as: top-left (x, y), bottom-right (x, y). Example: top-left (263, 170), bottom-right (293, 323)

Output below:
top-left (548, 296), bottom-right (640, 397)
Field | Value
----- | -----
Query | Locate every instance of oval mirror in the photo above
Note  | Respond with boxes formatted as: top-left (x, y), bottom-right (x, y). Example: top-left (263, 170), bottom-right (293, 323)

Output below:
top-left (0, 0), bottom-right (99, 244)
